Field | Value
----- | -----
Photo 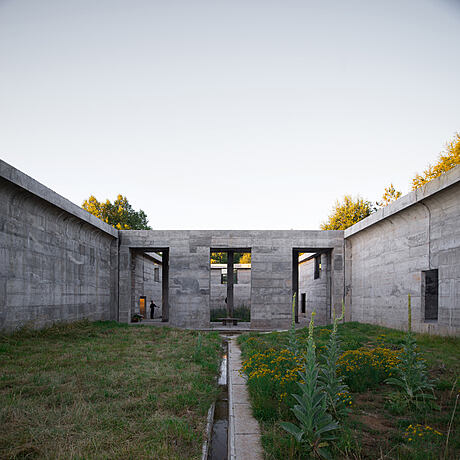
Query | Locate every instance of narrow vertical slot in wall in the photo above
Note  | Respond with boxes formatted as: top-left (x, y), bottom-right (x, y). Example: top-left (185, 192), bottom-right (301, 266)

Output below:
top-left (423, 269), bottom-right (439, 322)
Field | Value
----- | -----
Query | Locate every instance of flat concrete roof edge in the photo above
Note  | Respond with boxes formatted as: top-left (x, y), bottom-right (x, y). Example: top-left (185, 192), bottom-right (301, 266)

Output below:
top-left (344, 164), bottom-right (460, 238)
top-left (0, 159), bottom-right (119, 238)
top-left (119, 229), bottom-right (344, 234)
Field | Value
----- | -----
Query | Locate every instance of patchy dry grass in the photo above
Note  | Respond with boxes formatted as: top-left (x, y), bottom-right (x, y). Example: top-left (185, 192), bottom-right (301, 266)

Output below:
top-left (0, 321), bottom-right (222, 459)
top-left (238, 322), bottom-right (460, 459)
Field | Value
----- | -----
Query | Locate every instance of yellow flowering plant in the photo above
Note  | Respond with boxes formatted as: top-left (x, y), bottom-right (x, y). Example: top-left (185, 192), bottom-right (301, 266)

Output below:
top-left (386, 294), bottom-right (435, 408)
top-left (319, 300), bottom-right (350, 418)
top-left (337, 346), bottom-right (401, 392)
top-left (403, 424), bottom-right (443, 446)
top-left (280, 312), bottom-right (339, 460)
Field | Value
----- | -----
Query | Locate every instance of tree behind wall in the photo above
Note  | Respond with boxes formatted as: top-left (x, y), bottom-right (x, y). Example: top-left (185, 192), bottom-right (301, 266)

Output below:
top-left (82, 195), bottom-right (151, 230)
top-left (378, 184), bottom-right (402, 207)
top-left (412, 132), bottom-right (460, 190)
top-left (210, 252), bottom-right (252, 264)
top-left (320, 195), bottom-right (375, 231)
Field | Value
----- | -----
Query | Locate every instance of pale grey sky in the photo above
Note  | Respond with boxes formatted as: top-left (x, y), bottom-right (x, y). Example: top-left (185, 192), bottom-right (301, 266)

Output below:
top-left (1, 0), bottom-right (459, 229)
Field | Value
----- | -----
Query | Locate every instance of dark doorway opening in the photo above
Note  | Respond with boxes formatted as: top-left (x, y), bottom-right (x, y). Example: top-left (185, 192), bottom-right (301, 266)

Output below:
top-left (293, 248), bottom-right (332, 324)
top-left (210, 249), bottom-right (251, 323)
top-left (423, 269), bottom-right (438, 322)
top-left (130, 248), bottom-right (169, 322)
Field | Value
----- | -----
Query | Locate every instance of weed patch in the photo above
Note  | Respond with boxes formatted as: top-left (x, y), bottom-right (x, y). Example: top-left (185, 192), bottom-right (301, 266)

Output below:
top-left (0, 322), bottom-right (221, 460)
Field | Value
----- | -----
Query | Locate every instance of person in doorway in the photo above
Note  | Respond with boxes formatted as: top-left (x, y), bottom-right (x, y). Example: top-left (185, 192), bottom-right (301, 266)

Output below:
top-left (149, 301), bottom-right (157, 319)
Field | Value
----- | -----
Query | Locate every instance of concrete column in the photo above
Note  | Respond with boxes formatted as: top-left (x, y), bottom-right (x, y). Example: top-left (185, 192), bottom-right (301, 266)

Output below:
top-left (292, 250), bottom-right (299, 323)
top-left (227, 251), bottom-right (234, 317)
top-left (162, 250), bottom-right (169, 322)
top-left (322, 252), bottom-right (331, 321)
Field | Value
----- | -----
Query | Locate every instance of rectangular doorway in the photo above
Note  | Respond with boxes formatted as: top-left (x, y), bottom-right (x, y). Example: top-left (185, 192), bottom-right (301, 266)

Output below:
top-left (293, 248), bottom-right (332, 324)
top-left (210, 249), bottom-right (251, 323)
top-left (130, 248), bottom-right (169, 322)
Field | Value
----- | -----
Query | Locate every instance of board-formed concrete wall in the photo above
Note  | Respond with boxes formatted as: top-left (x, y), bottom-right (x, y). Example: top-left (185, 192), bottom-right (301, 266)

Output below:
top-left (344, 165), bottom-right (460, 336)
top-left (1, 159), bottom-right (459, 335)
top-left (0, 160), bottom-right (119, 331)
top-left (118, 230), bottom-right (344, 329)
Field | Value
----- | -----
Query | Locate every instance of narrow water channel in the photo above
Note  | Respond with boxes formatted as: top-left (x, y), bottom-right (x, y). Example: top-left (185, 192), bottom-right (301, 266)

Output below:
top-left (208, 338), bottom-right (229, 460)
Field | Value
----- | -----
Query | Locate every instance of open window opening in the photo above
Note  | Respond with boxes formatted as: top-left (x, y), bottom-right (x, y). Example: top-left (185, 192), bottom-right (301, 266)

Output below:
top-left (293, 248), bottom-right (332, 324)
top-left (131, 248), bottom-right (169, 323)
top-left (210, 249), bottom-right (251, 323)
top-left (423, 269), bottom-right (438, 322)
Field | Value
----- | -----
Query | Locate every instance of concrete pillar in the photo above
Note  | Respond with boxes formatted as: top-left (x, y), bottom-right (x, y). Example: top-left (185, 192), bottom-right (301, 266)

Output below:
top-left (162, 250), bottom-right (169, 322)
top-left (227, 251), bottom-right (234, 317)
top-left (292, 250), bottom-right (299, 323)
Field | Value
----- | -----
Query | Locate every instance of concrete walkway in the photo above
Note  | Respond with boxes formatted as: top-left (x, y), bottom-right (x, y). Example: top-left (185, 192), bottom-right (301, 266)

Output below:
top-left (228, 338), bottom-right (263, 460)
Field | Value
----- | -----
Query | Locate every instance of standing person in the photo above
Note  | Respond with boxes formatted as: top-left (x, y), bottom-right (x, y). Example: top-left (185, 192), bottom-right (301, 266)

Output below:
top-left (149, 300), bottom-right (157, 319)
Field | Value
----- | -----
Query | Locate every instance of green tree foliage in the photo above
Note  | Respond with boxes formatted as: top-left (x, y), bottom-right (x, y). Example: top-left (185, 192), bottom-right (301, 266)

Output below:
top-left (412, 133), bottom-right (460, 190)
top-left (82, 195), bottom-right (151, 230)
top-left (378, 184), bottom-right (402, 207)
top-left (320, 196), bottom-right (375, 230)
top-left (210, 252), bottom-right (251, 264)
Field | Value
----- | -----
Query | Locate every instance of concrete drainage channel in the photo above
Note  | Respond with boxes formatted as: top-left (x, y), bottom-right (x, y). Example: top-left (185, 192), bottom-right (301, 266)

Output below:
top-left (202, 334), bottom-right (263, 460)
top-left (202, 335), bottom-right (232, 460)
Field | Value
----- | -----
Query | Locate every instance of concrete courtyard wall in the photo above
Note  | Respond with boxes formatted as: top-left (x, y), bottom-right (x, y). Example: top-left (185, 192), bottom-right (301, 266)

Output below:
top-left (118, 230), bottom-right (344, 329)
top-left (1, 159), bottom-right (458, 335)
top-left (0, 160), bottom-right (119, 331)
top-left (344, 165), bottom-right (460, 335)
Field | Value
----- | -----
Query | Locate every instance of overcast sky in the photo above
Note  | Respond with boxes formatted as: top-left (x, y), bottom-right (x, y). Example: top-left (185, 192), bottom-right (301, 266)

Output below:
top-left (1, 0), bottom-right (459, 229)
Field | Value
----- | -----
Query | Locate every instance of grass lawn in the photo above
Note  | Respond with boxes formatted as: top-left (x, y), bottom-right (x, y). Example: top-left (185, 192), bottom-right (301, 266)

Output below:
top-left (0, 321), bottom-right (222, 460)
top-left (238, 322), bottom-right (460, 460)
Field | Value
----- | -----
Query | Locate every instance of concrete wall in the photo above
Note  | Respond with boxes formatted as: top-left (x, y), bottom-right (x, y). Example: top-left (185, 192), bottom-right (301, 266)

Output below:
top-left (2, 159), bottom-right (458, 335)
top-left (0, 160), bottom-right (119, 331)
top-left (132, 252), bottom-right (162, 319)
top-left (344, 165), bottom-right (460, 335)
top-left (118, 230), bottom-right (344, 329)
top-left (298, 253), bottom-right (330, 323)
top-left (210, 265), bottom-right (251, 311)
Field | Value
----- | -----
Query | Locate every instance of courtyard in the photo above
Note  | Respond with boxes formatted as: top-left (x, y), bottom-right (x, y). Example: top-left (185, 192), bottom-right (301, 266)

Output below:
top-left (0, 322), bottom-right (221, 460)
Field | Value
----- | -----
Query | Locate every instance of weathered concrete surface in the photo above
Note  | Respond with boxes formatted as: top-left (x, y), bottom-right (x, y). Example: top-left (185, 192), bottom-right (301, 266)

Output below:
top-left (1, 158), bottom-right (459, 336)
top-left (0, 160), bottom-right (118, 331)
top-left (345, 165), bottom-right (460, 335)
top-left (118, 230), bottom-right (344, 329)
top-left (228, 338), bottom-right (263, 460)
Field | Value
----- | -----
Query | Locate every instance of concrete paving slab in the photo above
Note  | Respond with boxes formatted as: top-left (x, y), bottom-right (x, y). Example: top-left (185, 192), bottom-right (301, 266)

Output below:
top-left (234, 404), bottom-right (261, 435)
top-left (228, 337), bottom-right (263, 460)
top-left (230, 369), bottom-right (247, 385)
top-left (234, 434), bottom-right (264, 460)
top-left (232, 384), bottom-right (250, 405)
